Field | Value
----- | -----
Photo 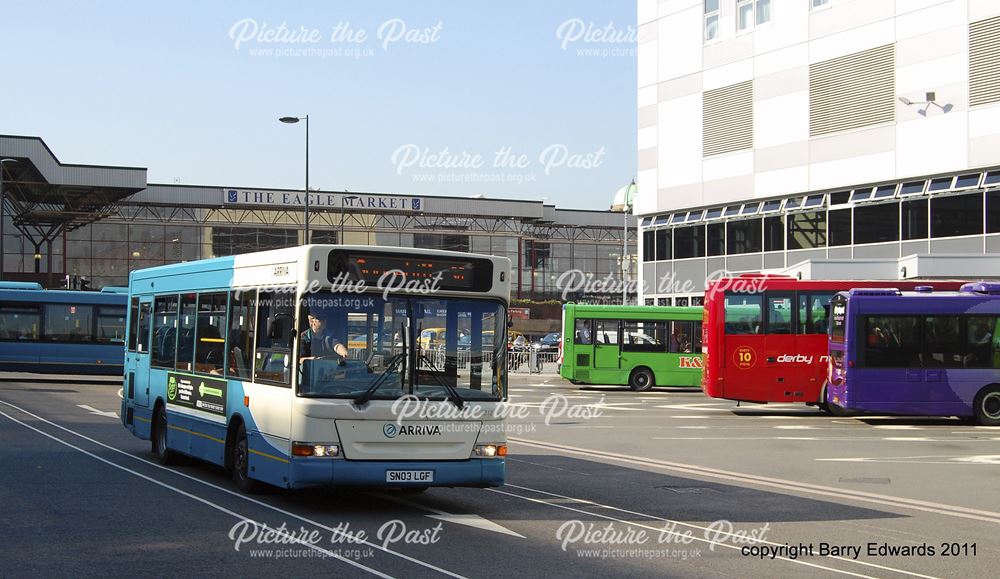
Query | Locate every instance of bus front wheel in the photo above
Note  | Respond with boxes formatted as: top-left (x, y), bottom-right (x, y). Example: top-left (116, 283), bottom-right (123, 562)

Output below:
top-left (628, 367), bottom-right (654, 392)
top-left (152, 405), bottom-right (178, 465)
top-left (232, 423), bottom-right (264, 494)
top-left (973, 385), bottom-right (1000, 426)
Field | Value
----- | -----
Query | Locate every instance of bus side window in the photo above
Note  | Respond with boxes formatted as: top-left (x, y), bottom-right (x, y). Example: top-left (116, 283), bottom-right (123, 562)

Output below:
top-left (574, 319), bottom-right (592, 345)
top-left (128, 297), bottom-right (139, 351)
top-left (226, 290), bottom-right (256, 380)
top-left (194, 292), bottom-right (228, 375)
top-left (254, 291), bottom-right (295, 385)
top-left (137, 302), bottom-right (151, 353)
top-left (151, 295), bottom-right (179, 368)
top-left (176, 293), bottom-right (197, 371)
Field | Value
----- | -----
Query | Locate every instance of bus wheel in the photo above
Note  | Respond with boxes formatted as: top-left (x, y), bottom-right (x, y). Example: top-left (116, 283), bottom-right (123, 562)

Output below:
top-left (974, 386), bottom-right (1000, 426)
top-left (628, 368), bottom-right (654, 392)
top-left (152, 405), bottom-right (177, 466)
top-left (232, 423), bottom-right (264, 494)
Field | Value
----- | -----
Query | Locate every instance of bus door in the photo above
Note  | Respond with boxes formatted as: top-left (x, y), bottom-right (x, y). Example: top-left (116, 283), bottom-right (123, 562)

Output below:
top-left (797, 292), bottom-right (835, 401)
top-left (593, 319), bottom-right (621, 374)
top-left (763, 292), bottom-right (802, 401)
top-left (132, 297), bottom-right (152, 408)
top-left (723, 293), bottom-right (768, 401)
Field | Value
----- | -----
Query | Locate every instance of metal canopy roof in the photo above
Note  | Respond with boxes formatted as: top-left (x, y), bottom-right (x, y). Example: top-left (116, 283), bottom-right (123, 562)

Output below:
top-left (0, 136), bottom-right (147, 236)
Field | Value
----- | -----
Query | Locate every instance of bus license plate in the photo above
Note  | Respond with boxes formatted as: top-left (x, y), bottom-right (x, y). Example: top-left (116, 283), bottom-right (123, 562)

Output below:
top-left (386, 470), bottom-right (434, 483)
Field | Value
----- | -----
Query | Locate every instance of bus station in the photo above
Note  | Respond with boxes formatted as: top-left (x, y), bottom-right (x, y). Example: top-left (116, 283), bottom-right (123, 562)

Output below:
top-left (2, 2), bottom-right (1000, 578)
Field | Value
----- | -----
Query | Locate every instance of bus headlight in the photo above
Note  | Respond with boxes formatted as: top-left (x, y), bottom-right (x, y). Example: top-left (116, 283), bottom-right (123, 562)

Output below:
top-left (473, 444), bottom-right (507, 458)
top-left (292, 442), bottom-right (340, 458)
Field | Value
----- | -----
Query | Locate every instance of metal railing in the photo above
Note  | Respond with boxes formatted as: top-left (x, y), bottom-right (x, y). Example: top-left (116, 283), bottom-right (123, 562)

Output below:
top-left (346, 347), bottom-right (561, 374)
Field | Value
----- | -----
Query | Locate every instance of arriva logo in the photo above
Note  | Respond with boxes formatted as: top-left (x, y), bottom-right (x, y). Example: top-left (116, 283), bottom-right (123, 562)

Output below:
top-left (678, 356), bottom-right (703, 369)
top-left (384, 423), bottom-right (443, 437)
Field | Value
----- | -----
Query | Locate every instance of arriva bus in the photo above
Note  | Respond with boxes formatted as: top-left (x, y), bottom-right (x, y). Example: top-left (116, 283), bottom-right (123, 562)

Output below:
top-left (702, 275), bottom-right (965, 409)
top-left (0, 282), bottom-right (127, 375)
top-left (559, 303), bottom-right (703, 391)
top-left (122, 246), bottom-right (511, 492)
top-left (827, 283), bottom-right (1000, 425)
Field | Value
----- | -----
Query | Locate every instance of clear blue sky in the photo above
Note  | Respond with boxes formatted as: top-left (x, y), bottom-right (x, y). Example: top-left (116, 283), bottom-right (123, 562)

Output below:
top-left (0, 0), bottom-right (637, 210)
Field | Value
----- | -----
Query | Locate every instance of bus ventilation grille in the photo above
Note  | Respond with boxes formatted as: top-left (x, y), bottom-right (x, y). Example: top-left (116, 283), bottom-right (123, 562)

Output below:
top-left (577, 354), bottom-right (590, 367)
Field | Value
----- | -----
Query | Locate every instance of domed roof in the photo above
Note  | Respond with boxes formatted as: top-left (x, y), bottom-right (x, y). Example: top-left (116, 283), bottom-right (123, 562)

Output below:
top-left (610, 180), bottom-right (637, 212)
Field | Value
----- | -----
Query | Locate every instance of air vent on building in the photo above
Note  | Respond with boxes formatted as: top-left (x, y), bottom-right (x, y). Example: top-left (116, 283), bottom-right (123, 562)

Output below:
top-left (970, 16), bottom-right (1000, 107)
top-left (809, 44), bottom-right (894, 136)
top-left (703, 80), bottom-right (753, 156)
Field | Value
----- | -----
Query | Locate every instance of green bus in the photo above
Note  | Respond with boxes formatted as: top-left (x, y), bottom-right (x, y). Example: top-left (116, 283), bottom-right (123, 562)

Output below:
top-left (559, 303), bottom-right (704, 391)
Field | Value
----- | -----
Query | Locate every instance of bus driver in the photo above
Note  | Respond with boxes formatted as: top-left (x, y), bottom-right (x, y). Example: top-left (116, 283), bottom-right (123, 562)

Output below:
top-left (301, 313), bottom-right (349, 361)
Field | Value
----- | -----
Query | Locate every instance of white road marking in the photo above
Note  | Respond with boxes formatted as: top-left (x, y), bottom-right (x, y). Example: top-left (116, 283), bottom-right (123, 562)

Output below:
top-left (490, 485), bottom-right (937, 579)
top-left (773, 425), bottom-right (817, 430)
top-left (76, 404), bottom-right (118, 419)
top-left (0, 407), bottom-right (395, 578)
top-left (819, 454), bottom-right (1000, 465)
top-left (0, 399), bottom-right (468, 579)
top-left (509, 437), bottom-right (1000, 525)
top-left (372, 493), bottom-right (524, 538)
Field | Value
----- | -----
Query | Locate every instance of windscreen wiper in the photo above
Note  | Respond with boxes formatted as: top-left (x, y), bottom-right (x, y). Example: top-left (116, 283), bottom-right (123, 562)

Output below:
top-left (354, 325), bottom-right (406, 407)
top-left (417, 352), bottom-right (465, 410)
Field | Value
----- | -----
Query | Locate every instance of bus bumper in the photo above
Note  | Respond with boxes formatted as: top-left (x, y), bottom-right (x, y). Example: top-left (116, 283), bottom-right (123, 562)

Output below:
top-left (288, 457), bottom-right (506, 489)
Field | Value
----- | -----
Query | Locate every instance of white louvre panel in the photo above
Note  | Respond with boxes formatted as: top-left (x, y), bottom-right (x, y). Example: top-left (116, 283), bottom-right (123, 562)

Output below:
top-left (970, 16), bottom-right (1000, 107)
top-left (809, 44), bottom-right (894, 137)
top-left (703, 80), bottom-right (753, 157)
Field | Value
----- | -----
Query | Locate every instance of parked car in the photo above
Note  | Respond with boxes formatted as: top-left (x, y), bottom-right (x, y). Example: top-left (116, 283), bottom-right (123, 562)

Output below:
top-left (532, 332), bottom-right (561, 352)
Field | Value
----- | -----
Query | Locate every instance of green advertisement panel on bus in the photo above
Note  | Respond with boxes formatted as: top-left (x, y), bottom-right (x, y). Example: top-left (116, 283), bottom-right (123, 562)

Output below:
top-left (560, 303), bottom-right (704, 391)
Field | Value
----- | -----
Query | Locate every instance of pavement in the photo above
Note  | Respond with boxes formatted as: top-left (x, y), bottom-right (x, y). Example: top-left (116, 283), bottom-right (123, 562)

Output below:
top-left (0, 372), bottom-right (996, 578)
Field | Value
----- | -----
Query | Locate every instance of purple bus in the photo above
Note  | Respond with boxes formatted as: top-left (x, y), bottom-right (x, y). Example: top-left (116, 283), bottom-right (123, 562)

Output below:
top-left (826, 283), bottom-right (1000, 425)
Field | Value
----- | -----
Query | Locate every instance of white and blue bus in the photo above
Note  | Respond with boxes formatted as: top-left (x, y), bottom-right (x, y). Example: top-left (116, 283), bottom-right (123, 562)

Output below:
top-left (122, 246), bottom-right (511, 492)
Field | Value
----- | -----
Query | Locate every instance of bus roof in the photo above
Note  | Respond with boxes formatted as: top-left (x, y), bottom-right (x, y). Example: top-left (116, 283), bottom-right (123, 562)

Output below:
top-left (0, 288), bottom-right (127, 305)
top-left (128, 245), bottom-right (512, 301)
top-left (564, 303), bottom-right (702, 319)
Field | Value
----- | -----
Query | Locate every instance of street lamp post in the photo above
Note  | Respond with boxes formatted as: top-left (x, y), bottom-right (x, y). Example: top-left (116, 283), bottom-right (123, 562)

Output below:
top-left (279, 115), bottom-right (310, 243)
top-left (620, 180), bottom-right (636, 306)
top-left (0, 158), bottom-right (17, 281)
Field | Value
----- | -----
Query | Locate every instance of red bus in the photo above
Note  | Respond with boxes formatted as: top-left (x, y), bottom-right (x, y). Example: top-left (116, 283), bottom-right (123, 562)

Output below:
top-left (701, 275), bottom-right (966, 409)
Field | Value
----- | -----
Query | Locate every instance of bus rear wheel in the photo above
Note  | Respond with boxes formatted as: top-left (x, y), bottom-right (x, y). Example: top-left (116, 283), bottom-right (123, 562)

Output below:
top-left (152, 405), bottom-right (177, 466)
top-left (628, 367), bottom-right (654, 392)
top-left (974, 386), bottom-right (1000, 426)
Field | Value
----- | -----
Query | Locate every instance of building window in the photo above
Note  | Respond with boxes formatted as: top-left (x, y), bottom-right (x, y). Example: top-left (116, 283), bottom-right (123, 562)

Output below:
top-left (811, 0), bottom-right (829, 10)
top-left (737, 0), bottom-right (752, 32)
top-left (988, 191), bottom-right (1000, 233)
top-left (756, 0), bottom-right (771, 24)
top-left (828, 209), bottom-right (851, 246)
top-left (854, 203), bottom-right (900, 244)
top-left (726, 219), bottom-right (762, 254)
top-left (931, 193), bottom-right (983, 238)
top-left (763, 215), bottom-right (783, 252)
top-left (642, 230), bottom-right (655, 262)
top-left (655, 229), bottom-right (671, 261)
top-left (704, 0), bottom-right (719, 41)
top-left (787, 212), bottom-right (827, 250)
top-left (707, 222), bottom-right (725, 256)
top-left (738, 0), bottom-right (771, 32)
top-left (674, 225), bottom-right (705, 259)
top-left (416, 233), bottom-right (470, 252)
top-left (902, 199), bottom-right (929, 240)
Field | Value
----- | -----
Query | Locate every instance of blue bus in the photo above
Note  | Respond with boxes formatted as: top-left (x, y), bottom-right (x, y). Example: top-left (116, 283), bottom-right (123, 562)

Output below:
top-left (827, 283), bottom-right (1000, 425)
top-left (0, 282), bottom-right (127, 375)
top-left (122, 246), bottom-right (511, 492)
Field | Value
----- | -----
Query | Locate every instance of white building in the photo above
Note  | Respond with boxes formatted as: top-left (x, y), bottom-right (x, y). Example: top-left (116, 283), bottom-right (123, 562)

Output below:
top-left (637, 0), bottom-right (1000, 305)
